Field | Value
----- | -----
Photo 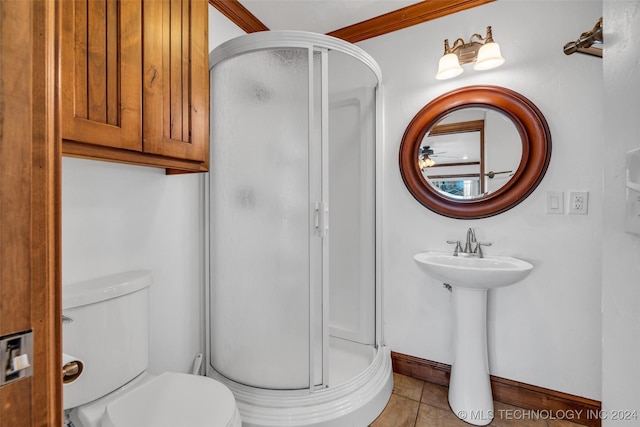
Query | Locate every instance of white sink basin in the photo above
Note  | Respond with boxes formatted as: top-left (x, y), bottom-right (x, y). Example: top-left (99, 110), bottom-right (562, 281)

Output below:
top-left (414, 252), bottom-right (533, 290)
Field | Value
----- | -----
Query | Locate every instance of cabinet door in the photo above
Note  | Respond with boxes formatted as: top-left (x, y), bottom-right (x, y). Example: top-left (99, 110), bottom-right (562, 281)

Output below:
top-left (143, 0), bottom-right (209, 162)
top-left (1, 0), bottom-right (61, 424)
top-left (61, 0), bottom-right (142, 150)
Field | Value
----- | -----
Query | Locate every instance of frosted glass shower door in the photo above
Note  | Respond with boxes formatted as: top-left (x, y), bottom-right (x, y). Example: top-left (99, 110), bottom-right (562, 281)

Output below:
top-left (210, 48), bottom-right (318, 390)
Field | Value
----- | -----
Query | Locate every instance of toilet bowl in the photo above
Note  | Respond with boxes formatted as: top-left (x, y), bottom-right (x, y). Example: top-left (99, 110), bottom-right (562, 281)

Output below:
top-left (63, 271), bottom-right (241, 427)
top-left (103, 372), bottom-right (239, 427)
top-left (70, 372), bottom-right (241, 427)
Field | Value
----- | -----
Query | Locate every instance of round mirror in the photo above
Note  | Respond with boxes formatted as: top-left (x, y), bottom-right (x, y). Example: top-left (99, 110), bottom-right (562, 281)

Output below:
top-left (400, 86), bottom-right (551, 219)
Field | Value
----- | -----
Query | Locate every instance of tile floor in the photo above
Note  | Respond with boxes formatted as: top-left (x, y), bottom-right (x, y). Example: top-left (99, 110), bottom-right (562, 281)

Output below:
top-left (370, 374), bottom-right (587, 427)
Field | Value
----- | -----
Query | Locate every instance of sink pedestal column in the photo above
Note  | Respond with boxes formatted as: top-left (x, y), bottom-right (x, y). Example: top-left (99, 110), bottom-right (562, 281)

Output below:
top-left (449, 287), bottom-right (494, 426)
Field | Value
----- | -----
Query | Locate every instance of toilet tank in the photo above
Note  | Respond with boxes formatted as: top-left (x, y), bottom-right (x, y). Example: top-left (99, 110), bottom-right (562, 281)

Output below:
top-left (62, 271), bottom-right (152, 410)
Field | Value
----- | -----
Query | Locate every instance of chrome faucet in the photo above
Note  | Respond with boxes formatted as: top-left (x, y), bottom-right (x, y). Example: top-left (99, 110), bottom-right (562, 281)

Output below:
top-left (464, 228), bottom-right (476, 254)
top-left (447, 228), bottom-right (491, 258)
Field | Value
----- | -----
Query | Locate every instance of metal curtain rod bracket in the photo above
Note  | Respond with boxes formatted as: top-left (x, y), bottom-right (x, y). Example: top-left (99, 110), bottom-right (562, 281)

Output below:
top-left (564, 17), bottom-right (603, 57)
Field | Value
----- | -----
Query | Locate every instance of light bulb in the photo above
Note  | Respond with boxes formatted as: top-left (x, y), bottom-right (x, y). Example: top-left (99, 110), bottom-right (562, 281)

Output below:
top-left (474, 42), bottom-right (505, 71)
top-left (435, 53), bottom-right (463, 80)
top-left (419, 157), bottom-right (436, 169)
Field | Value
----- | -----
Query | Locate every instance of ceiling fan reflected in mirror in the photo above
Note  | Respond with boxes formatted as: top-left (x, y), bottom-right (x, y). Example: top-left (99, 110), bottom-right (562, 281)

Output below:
top-left (418, 145), bottom-right (462, 169)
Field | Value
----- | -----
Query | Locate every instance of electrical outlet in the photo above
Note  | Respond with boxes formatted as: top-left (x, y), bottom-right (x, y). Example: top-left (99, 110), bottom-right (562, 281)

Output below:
top-left (569, 191), bottom-right (589, 215)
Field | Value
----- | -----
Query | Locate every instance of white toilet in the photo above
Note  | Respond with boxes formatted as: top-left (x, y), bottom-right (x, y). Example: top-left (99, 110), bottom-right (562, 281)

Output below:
top-left (62, 270), bottom-right (241, 427)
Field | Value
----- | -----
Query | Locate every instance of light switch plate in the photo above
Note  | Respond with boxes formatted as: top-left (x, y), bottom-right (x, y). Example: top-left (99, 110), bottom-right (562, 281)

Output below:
top-left (546, 191), bottom-right (564, 214)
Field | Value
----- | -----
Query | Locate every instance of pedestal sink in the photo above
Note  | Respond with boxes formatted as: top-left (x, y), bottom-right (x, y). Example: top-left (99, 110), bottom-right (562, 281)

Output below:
top-left (414, 252), bottom-right (533, 426)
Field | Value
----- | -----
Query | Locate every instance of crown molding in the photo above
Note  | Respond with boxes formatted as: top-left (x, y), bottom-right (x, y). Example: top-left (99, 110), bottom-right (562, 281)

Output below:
top-left (328, 0), bottom-right (496, 43)
top-left (209, 0), bottom-right (269, 33)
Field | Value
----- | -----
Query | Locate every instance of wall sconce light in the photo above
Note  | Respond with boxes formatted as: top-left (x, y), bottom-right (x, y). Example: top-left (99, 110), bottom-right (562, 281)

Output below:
top-left (435, 26), bottom-right (505, 80)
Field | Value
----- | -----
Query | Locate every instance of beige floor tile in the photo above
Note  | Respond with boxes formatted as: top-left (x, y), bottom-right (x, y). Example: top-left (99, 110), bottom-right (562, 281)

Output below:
top-left (420, 381), bottom-right (451, 411)
top-left (392, 373), bottom-right (425, 402)
top-left (370, 394), bottom-right (420, 427)
top-left (375, 378), bottom-right (591, 427)
top-left (416, 403), bottom-right (471, 427)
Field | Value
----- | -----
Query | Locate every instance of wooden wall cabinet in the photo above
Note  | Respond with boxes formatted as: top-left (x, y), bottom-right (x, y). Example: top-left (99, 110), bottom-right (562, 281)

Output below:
top-left (61, 0), bottom-right (209, 172)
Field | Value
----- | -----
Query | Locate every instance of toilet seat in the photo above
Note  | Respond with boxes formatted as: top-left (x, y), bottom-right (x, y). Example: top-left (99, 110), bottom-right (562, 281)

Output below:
top-left (102, 372), bottom-right (240, 427)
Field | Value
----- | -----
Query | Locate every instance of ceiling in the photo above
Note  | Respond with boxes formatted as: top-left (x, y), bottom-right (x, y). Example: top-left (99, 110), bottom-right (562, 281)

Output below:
top-left (210, 0), bottom-right (496, 43)
top-left (237, 0), bottom-right (417, 34)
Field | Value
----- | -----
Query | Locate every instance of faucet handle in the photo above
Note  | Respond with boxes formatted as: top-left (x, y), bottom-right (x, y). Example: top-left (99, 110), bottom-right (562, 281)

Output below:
top-left (446, 240), bottom-right (463, 256)
top-left (475, 242), bottom-right (492, 258)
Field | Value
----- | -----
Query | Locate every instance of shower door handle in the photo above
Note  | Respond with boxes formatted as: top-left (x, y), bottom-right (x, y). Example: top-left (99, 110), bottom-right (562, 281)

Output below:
top-left (314, 202), bottom-right (328, 238)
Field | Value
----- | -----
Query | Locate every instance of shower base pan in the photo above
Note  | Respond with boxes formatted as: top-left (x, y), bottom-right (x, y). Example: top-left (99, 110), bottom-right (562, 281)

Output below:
top-left (208, 345), bottom-right (393, 427)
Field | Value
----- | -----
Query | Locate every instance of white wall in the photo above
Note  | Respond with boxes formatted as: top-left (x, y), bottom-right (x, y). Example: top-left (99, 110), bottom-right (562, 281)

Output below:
top-left (62, 158), bottom-right (204, 374)
top-left (358, 1), bottom-right (603, 400)
top-left (602, 1), bottom-right (640, 424)
top-left (208, 4), bottom-right (245, 51)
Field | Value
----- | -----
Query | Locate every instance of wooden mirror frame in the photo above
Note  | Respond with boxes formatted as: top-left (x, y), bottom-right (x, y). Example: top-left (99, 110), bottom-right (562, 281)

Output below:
top-left (399, 85), bottom-right (551, 219)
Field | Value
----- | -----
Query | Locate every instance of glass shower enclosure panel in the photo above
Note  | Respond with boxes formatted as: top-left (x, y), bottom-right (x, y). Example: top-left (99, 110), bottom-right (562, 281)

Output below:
top-left (327, 50), bottom-right (378, 347)
top-left (210, 48), bottom-right (319, 390)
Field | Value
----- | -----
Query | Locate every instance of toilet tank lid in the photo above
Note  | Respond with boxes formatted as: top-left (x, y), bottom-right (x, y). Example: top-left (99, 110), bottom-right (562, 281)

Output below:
top-left (63, 270), bottom-right (152, 310)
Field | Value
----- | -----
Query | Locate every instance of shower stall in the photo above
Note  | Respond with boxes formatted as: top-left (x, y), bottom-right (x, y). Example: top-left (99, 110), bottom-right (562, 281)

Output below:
top-left (206, 31), bottom-right (392, 426)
